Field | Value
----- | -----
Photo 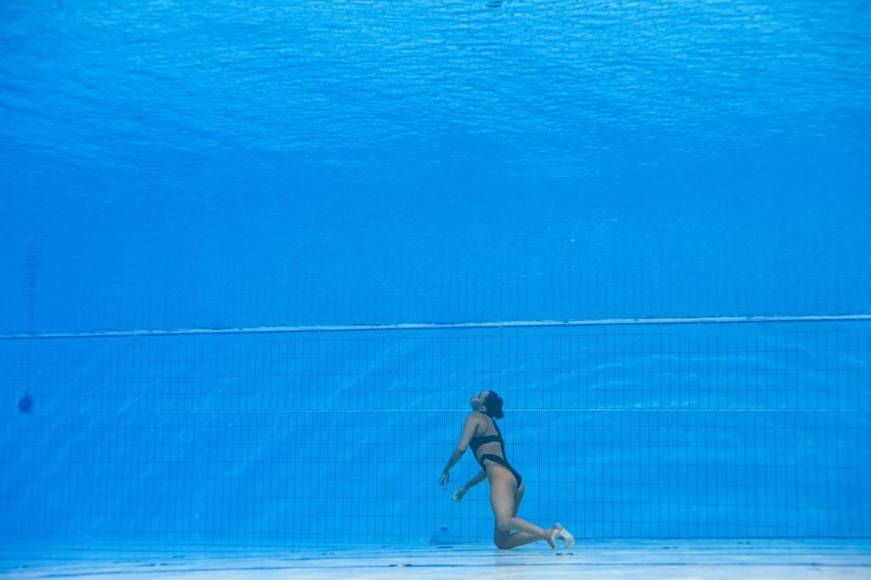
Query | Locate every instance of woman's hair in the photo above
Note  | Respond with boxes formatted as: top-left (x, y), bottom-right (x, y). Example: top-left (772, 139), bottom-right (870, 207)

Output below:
top-left (483, 391), bottom-right (504, 419)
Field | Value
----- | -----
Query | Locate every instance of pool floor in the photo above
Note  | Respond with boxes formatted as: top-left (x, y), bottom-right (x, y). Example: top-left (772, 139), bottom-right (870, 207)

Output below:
top-left (3, 539), bottom-right (871, 579)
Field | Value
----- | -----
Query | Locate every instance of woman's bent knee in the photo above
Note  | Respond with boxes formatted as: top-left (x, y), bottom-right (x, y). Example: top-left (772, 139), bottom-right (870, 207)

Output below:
top-left (496, 518), bottom-right (512, 533)
top-left (494, 537), bottom-right (512, 550)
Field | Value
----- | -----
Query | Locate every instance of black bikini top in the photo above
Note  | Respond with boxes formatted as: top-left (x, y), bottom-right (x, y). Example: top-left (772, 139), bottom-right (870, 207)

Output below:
top-left (469, 415), bottom-right (507, 455)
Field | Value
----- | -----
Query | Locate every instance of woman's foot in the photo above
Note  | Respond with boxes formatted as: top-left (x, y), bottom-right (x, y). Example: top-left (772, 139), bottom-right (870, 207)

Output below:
top-left (544, 527), bottom-right (559, 550)
top-left (554, 522), bottom-right (575, 549)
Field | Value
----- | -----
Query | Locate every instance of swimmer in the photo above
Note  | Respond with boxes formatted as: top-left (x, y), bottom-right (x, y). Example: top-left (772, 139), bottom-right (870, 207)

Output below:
top-left (439, 390), bottom-right (575, 550)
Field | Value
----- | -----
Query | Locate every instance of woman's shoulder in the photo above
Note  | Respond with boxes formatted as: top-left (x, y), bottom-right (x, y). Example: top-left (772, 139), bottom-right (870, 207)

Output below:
top-left (468, 411), bottom-right (491, 428)
top-left (467, 411), bottom-right (487, 424)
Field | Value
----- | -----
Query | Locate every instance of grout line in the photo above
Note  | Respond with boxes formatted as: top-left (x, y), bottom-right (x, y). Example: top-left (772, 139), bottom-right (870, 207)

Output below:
top-left (2, 313), bottom-right (871, 341)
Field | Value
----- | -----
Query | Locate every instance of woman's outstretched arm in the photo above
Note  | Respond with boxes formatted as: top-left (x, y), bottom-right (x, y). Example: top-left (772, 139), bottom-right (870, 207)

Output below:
top-left (439, 414), bottom-right (481, 487)
top-left (453, 469), bottom-right (487, 502)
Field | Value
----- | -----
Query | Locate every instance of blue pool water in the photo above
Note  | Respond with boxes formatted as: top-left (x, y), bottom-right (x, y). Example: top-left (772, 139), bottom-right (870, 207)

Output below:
top-left (1, 0), bottom-right (870, 560)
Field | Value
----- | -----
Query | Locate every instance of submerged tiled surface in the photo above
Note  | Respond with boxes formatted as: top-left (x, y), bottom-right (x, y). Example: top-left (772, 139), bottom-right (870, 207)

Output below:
top-left (3, 540), bottom-right (871, 579)
top-left (5, 325), bottom-right (871, 544)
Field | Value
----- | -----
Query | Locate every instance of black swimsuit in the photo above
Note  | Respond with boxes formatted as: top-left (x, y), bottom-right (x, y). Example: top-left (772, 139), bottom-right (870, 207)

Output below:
top-left (469, 416), bottom-right (523, 488)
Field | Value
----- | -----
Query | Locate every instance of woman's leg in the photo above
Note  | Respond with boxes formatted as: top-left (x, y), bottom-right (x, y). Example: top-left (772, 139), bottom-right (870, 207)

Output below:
top-left (494, 482), bottom-right (551, 549)
top-left (493, 482), bottom-right (522, 545)
top-left (489, 473), bottom-right (555, 549)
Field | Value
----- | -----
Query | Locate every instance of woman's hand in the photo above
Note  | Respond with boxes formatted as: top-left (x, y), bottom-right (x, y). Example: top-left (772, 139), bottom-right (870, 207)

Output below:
top-left (452, 487), bottom-right (467, 502)
top-left (438, 470), bottom-right (450, 488)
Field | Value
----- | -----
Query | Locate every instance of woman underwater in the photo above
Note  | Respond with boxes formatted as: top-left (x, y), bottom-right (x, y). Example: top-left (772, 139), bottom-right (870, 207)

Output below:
top-left (439, 390), bottom-right (575, 550)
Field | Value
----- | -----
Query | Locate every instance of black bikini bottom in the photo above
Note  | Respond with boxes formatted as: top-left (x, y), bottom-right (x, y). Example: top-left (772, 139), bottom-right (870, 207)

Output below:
top-left (478, 454), bottom-right (523, 488)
